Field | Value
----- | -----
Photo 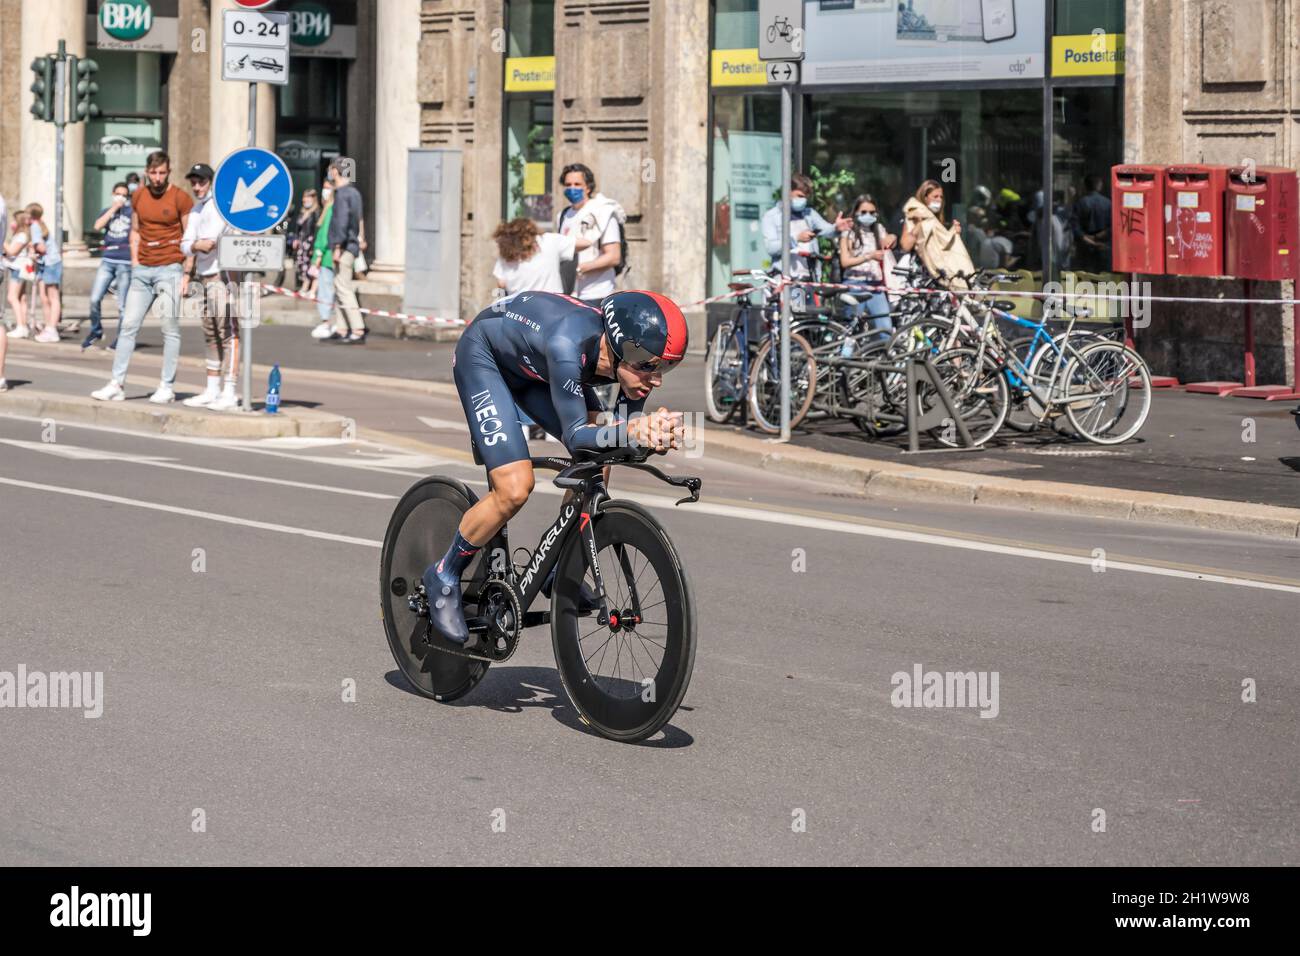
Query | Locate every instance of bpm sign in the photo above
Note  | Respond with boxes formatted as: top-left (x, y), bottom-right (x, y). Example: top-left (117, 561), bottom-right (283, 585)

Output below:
top-left (100, 0), bottom-right (153, 41)
top-left (290, 2), bottom-right (332, 46)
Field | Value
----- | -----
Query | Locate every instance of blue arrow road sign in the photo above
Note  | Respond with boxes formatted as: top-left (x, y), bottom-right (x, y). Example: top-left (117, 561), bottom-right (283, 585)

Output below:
top-left (213, 147), bottom-right (293, 234)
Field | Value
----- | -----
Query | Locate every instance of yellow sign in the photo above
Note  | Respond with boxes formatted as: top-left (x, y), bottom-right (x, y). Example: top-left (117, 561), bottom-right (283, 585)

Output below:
top-left (1052, 33), bottom-right (1125, 76)
top-left (711, 49), bottom-right (768, 87)
top-left (505, 56), bottom-right (555, 92)
top-left (523, 162), bottom-right (546, 197)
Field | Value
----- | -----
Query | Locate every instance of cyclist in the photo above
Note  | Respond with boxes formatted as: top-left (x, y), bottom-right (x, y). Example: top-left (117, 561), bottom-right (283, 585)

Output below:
top-left (425, 290), bottom-right (688, 645)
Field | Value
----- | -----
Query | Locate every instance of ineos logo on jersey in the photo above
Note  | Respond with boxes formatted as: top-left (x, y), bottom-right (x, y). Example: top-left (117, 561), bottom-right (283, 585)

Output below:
top-left (470, 389), bottom-right (508, 446)
top-left (563, 379), bottom-right (583, 397)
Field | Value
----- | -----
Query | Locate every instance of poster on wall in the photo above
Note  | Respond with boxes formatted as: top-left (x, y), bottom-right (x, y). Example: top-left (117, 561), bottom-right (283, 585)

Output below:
top-left (803, 0), bottom-right (1046, 85)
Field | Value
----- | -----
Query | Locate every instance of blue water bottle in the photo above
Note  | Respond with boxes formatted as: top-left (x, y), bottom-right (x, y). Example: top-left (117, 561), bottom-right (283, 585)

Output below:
top-left (266, 364), bottom-right (281, 415)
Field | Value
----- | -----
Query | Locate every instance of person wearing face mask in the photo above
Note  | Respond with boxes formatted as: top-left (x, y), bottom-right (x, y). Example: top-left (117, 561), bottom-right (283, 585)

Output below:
top-left (761, 173), bottom-right (851, 309)
top-left (556, 163), bottom-right (627, 306)
top-left (82, 182), bottom-right (134, 350)
top-left (899, 179), bottom-right (975, 288)
top-left (309, 182), bottom-right (339, 340)
top-left (292, 189), bottom-right (321, 297)
top-left (838, 194), bottom-right (898, 342)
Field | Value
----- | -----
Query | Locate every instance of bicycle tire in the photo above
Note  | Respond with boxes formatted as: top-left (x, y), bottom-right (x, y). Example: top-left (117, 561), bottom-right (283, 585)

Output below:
top-left (704, 323), bottom-right (744, 424)
top-left (747, 332), bottom-right (817, 434)
top-left (1064, 342), bottom-right (1152, 445)
top-left (923, 348), bottom-right (1010, 448)
top-left (380, 477), bottom-right (491, 702)
top-left (550, 501), bottom-right (696, 743)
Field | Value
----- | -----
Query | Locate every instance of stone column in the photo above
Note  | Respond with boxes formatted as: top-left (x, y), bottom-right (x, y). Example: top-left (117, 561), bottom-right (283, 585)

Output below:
top-left (209, 0), bottom-right (278, 164)
top-left (0, 0), bottom-right (25, 204)
top-left (20, 0), bottom-right (87, 251)
top-left (372, 0), bottom-right (421, 274)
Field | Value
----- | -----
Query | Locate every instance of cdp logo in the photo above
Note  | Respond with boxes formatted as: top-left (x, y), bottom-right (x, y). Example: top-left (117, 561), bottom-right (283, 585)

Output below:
top-left (1008, 58), bottom-right (1029, 75)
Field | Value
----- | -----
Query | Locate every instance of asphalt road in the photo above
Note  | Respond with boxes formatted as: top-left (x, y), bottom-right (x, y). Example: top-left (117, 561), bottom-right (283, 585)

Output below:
top-left (1, 400), bottom-right (1297, 865)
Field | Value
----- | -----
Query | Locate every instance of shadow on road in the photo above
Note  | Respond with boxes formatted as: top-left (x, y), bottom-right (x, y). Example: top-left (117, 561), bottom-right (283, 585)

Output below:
top-left (383, 668), bottom-right (693, 747)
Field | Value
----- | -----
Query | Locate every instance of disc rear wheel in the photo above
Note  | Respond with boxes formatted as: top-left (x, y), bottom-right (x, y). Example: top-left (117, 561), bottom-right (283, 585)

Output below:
top-left (380, 477), bottom-right (491, 701)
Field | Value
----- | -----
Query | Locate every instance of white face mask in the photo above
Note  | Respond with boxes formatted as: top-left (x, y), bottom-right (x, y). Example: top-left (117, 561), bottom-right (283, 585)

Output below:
top-left (321, 188), bottom-right (333, 201)
top-left (928, 201), bottom-right (943, 214)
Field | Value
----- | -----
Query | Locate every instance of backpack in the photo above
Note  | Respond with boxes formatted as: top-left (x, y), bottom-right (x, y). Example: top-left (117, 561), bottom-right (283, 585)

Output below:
top-left (557, 204), bottom-right (629, 287)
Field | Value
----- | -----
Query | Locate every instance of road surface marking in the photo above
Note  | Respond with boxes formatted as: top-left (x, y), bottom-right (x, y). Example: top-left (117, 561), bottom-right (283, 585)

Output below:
top-left (0, 439), bottom-right (397, 500)
top-left (0, 477), bottom-right (382, 548)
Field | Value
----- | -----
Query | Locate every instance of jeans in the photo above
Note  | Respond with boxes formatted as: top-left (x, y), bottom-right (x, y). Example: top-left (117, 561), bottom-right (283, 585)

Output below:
top-left (846, 289), bottom-right (893, 342)
top-left (88, 259), bottom-right (132, 336)
top-left (316, 266), bottom-right (336, 322)
top-left (112, 263), bottom-right (183, 387)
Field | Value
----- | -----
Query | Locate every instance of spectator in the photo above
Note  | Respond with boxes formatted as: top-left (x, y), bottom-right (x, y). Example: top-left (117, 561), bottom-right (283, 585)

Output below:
top-left (325, 157), bottom-right (367, 344)
top-left (4, 211), bottom-right (35, 339)
top-left (0, 191), bottom-right (7, 325)
top-left (26, 204), bottom-right (62, 343)
top-left (491, 217), bottom-right (587, 296)
top-left (309, 181), bottom-right (338, 339)
top-left (1071, 174), bottom-right (1113, 273)
top-left (83, 181), bottom-right (133, 350)
top-left (180, 163), bottom-right (239, 411)
top-left (964, 207), bottom-right (1000, 271)
top-left (292, 189), bottom-right (320, 297)
top-left (899, 179), bottom-right (975, 287)
top-left (91, 149), bottom-right (193, 404)
top-left (838, 193), bottom-right (897, 342)
top-left (761, 172), bottom-right (850, 309)
top-left (126, 172), bottom-right (141, 197)
top-left (556, 163), bottom-right (626, 306)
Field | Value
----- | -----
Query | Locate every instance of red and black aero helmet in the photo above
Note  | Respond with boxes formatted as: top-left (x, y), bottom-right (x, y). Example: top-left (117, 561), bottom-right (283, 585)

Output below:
top-left (599, 290), bottom-right (689, 372)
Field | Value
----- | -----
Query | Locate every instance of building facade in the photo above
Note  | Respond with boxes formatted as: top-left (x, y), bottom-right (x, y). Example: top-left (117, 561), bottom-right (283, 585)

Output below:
top-left (0, 1), bottom-right (1296, 383)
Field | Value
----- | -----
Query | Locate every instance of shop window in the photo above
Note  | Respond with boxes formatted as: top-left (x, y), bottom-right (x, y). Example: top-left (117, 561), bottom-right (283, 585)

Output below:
top-left (1055, 0), bottom-right (1124, 35)
top-left (508, 0), bottom-right (555, 58)
top-left (82, 50), bottom-right (164, 238)
top-left (1053, 86), bottom-right (1123, 275)
top-left (505, 98), bottom-right (554, 224)
top-left (278, 58), bottom-right (345, 206)
top-left (806, 89), bottom-right (1046, 273)
top-left (713, 0), bottom-right (759, 49)
top-left (708, 92), bottom-right (781, 297)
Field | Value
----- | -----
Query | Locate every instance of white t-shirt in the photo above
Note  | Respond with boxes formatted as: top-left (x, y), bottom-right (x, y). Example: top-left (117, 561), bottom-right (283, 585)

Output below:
top-left (559, 205), bottom-right (620, 300)
top-left (4, 231), bottom-right (32, 275)
top-left (492, 232), bottom-right (577, 295)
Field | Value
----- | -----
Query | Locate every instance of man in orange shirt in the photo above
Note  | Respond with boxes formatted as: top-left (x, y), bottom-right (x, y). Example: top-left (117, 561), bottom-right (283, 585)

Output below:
top-left (92, 150), bottom-right (193, 404)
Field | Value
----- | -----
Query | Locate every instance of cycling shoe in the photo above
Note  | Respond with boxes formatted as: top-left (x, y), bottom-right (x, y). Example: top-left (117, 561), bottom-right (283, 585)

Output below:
top-left (422, 566), bottom-right (470, 645)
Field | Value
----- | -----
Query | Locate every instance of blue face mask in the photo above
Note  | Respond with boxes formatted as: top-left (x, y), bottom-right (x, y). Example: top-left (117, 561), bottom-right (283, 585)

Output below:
top-left (564, 187), bottom-right (586, 205)
top-left (790, 196), bottom-right (807, 213)
top-left (857, 213), bottom-right (877, 227)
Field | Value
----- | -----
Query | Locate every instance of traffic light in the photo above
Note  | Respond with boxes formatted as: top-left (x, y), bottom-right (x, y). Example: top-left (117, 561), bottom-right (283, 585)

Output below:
top-left (70, 56), bottom-right (100, 123)
top-left (29, 56), bottom-right (54, 123)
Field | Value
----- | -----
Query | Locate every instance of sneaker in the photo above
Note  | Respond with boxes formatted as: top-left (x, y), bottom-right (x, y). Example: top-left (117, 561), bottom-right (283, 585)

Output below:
top-left (7, 326), bottom-right (30, 339)
top-left (0, 379), bottom-right (9, 392)
top-left (81, 329), bottom-right (103, 351)
top-left (207, 388), bottom-right (241, 411)
top-left (148, 385), bottom-right (176, 405)
top-left (183, 385), bottom-right (221, 408)
top-left (92, 381), bottom-right (126, 402)
top-left (310, 321), bottom-right (334, 339)
top-left (34, 328), bottom-right (60, 344)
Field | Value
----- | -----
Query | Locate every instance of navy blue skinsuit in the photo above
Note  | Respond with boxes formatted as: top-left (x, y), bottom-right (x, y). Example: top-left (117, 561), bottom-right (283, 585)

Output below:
top-left (454, 291), bottom-right (647, 469)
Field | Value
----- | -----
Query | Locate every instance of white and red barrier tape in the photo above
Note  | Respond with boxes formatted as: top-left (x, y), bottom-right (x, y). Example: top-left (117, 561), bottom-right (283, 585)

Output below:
top-left (258, 284), bottom-right (467, 327)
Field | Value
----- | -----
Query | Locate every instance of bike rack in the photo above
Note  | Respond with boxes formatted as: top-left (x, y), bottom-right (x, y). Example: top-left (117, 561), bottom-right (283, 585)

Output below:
top-left (823, 353), bottom-right (977, 453)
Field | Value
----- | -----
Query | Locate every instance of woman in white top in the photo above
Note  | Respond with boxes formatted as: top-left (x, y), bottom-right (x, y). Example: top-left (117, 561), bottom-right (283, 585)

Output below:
top-left (491, 217), bottom-right (588, 296)
top-left (838, 193), bottom-right (898, 342)
top-left (4, 211), bottom-right (35, 344)
top-left (555, 163), bottom-right (625, 306)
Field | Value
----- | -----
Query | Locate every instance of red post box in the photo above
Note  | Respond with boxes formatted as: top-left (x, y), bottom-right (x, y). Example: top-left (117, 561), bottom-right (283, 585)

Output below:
top-left (1164, 165), bottom-right (1228, 277)
top-left (1111, 165), bottom-right (1165, 274)
top-left (1225, 166), bottom-right (1298, 281)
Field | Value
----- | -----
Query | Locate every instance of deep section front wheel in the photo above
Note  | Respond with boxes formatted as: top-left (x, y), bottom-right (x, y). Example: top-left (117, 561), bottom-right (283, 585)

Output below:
top-left (380, 477), bottom-right (491, 701)
top-left (550, 502), bottom-right (696, 742)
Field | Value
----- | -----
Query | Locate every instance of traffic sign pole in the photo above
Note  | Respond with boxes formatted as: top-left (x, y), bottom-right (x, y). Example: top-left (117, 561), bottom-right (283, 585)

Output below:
top-left (54, 42), bottom-right (66, 276)
top-left (242, 83), bottom-right (256, 411)
top-left (779, 84), bottom-right (792, 443)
